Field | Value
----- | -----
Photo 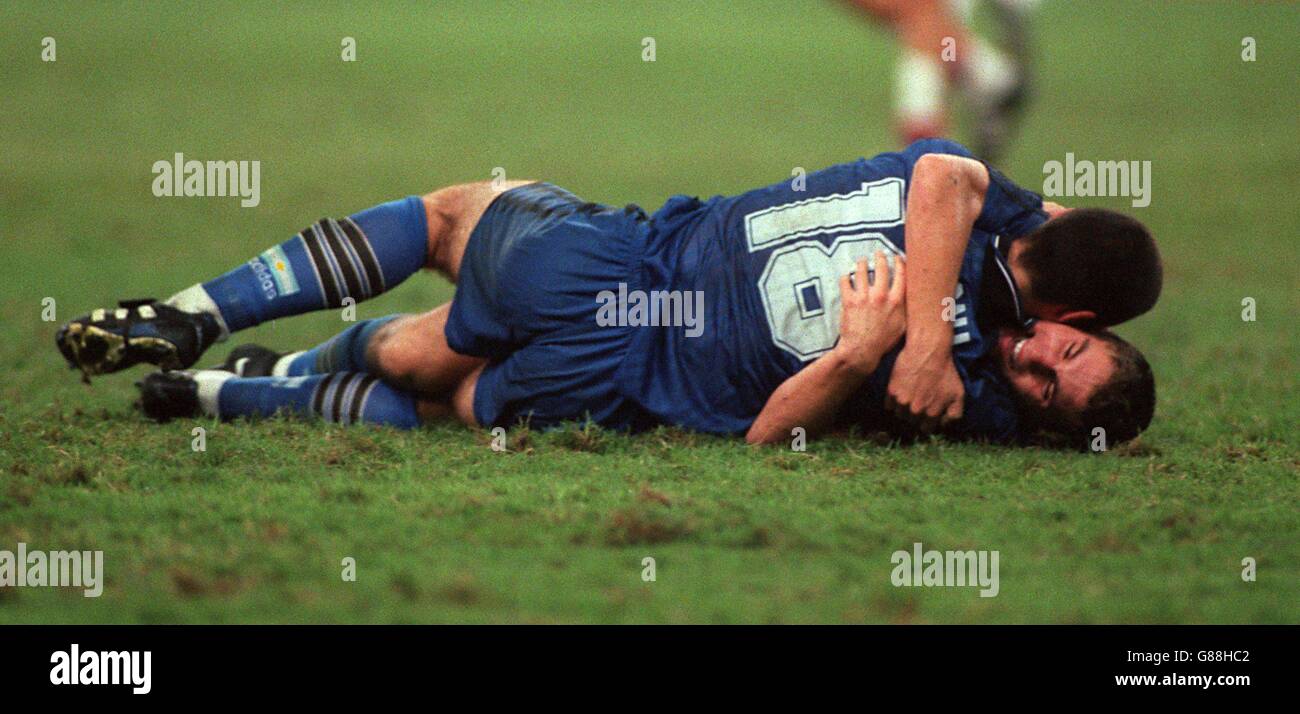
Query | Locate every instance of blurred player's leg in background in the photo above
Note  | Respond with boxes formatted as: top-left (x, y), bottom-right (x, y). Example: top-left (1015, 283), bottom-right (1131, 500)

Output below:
top-left (966, 0), bottom-right (1037, 161)
top-left (845, 0), bottom-right (1035, 162)
top-left (984, 0), bottom-right (1034, 67)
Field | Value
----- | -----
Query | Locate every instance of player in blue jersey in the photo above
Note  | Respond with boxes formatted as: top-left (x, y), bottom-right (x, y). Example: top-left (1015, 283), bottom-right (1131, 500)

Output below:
top-left (56, 140), bottom-right (1158, 448)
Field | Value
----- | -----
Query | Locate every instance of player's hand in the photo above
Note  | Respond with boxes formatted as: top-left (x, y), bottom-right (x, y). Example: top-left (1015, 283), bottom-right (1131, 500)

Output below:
top-left (886, 339), bottom-right (965, 433)
top-left (834, 251), bottom-right (906, 375)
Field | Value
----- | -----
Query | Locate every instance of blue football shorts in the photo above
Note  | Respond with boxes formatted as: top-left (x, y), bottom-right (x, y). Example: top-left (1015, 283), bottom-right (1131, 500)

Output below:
top-left (444, 182), bottom-right (658, 431)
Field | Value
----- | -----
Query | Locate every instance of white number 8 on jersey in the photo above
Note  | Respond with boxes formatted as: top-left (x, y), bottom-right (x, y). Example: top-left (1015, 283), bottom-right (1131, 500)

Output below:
top-left (758, 234), bottom-right (901, 361)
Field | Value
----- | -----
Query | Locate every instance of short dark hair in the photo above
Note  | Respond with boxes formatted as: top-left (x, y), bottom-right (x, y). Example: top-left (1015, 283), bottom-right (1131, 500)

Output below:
top-left (1017, 208), bottom-right (1161, 327)
top-left (1021, 330), bottom-right (1156, 450)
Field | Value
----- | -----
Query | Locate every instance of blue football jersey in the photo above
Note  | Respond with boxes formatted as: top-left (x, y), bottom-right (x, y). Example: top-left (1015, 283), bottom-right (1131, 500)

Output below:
top-left (615, 139), bottom-right (1046, 441)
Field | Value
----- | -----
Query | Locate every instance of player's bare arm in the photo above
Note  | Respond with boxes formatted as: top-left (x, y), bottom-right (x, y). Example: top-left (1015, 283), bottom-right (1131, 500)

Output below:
top-left (747, 252), bottom-right (906, 445)
top-left (885, 153), bottom-right (989, 432)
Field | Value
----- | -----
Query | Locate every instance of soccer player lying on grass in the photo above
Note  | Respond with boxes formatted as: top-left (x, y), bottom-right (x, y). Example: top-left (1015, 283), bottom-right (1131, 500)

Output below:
top-left (56, 139), bottom-right (1158, 448)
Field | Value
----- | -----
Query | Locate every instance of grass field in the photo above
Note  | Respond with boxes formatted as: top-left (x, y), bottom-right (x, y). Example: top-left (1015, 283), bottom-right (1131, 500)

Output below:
top-left (0, 1), bottom-right (1296, 623)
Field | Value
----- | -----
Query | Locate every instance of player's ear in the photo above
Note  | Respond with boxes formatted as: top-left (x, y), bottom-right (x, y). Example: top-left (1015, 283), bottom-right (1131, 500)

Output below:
top-left (1056, 309), bottom-right (1098, 327)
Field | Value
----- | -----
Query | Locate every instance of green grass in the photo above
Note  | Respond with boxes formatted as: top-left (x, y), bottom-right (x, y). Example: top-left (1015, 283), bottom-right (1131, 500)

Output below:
top-left (0, 0), bottom-right (1296, 623)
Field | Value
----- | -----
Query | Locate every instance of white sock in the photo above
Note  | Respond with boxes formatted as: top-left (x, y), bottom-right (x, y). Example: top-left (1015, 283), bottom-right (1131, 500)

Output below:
top-left (165, 284), bottom-right (230, 340)
top-left (271, 351), bottom-right (305, 377)
top-left (961, 38), bottom-right (1018, 102)
top-left (896, 48), bottom-right (946, 124)
top-left (193, 370), bottom-right (233, 418)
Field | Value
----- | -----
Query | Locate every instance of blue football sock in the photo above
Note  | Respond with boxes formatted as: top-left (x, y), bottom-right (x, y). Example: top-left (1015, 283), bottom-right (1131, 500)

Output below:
top-left (196, 371), bottom-right (421, 429)
top-left (167, 197), bottom-right (428, 334)
top-left (277, 315), bottom-right (400, 376)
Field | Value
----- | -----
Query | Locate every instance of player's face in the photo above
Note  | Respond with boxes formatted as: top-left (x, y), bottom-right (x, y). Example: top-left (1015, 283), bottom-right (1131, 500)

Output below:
top-left (993, 320), bottom-right (1116, 419)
